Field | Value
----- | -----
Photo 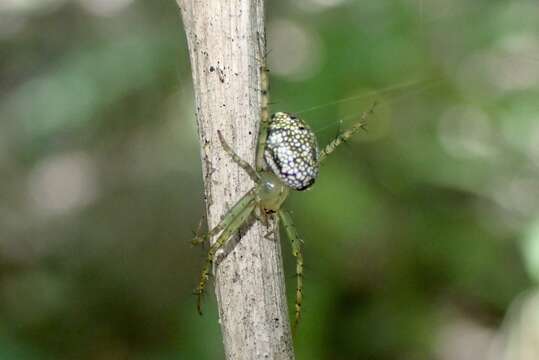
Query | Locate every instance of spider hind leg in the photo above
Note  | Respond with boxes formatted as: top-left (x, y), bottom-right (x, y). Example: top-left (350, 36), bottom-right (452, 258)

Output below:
top-left (279, 209), bottom-right (304, 335)
top-left (217, 130), bottom-right (259, 182)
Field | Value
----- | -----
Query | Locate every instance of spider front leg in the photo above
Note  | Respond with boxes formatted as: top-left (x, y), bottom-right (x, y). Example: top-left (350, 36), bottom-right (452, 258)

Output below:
top-left (191, 195), bottom-right (249, 247)
top-left (195, 189), bottom-right (257, 314)
top-left (279, 209), bottom-right (304, 335)
top-left (217, 131), bottom-right (259, 182)
top-left (255, 36), bottom-right (270, 172)
top-left (192, 131), bottom-right (261, 247)
top-left (191, 206), bottom-right (240, 246)
top-left (319, 101), bottom-right (376, 163)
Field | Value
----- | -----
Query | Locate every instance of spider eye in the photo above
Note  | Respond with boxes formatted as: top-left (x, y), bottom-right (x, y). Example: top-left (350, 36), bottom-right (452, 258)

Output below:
top-left (264, 113), bottom-right (320, 190)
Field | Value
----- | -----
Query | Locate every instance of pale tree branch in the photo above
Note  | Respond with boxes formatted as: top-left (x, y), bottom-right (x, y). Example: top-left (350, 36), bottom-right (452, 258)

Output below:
top-left (176, 1), bottom-right (295, 359)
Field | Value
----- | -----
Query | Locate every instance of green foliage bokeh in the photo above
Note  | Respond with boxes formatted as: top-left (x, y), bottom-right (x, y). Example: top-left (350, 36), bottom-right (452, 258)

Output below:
top-left (0, 0), bottom-right (538, 359)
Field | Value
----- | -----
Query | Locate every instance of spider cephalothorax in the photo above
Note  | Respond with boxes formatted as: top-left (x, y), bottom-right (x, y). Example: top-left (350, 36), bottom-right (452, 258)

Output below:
top-left (264, 112), bottom-right (320, 191)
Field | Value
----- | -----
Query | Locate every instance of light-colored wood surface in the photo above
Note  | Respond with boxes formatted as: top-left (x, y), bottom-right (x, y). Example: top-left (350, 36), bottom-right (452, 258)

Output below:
top-left (177, 1), bottom-right (295, 359)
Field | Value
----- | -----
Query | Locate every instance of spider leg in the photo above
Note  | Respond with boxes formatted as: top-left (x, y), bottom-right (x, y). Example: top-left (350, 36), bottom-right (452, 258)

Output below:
top-left (262, 212), bottom-right (278, 241)
top-left (191, 216), bottom-right (207, 246)
top-left (256, 45), bottom-right (270, 172)
top-left (195, 189), bottom-right (257, 315)
top-left (192, 196), bottom-right (252, 246)
top-left (254, 206), bottom-right (269, 228)
top-left (318, 101), bottom-right (377, 163)
top-left (278, 209), bottom-right (304, 336)
top-left (191, 199), bottom-right (249, 246)
top-left (217, 131), bottom-right (259, 182)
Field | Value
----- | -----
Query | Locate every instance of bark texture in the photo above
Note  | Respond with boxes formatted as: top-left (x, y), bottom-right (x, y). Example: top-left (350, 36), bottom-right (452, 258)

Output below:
top-left (177, 1), bottom-right (295, 359)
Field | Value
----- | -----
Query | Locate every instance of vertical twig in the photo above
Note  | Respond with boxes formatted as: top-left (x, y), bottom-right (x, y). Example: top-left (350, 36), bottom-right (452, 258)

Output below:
top-left (176, 1), bottom-right (295, 359)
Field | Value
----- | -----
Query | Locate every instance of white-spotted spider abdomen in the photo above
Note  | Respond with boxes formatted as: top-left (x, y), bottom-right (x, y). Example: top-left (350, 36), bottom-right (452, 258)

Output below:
top-left (264, 112), bottom-right (320, 191)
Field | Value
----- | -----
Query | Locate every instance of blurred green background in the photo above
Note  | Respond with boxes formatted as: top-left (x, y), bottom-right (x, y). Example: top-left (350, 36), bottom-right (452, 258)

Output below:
top-left (1, 0), bottom-right (539, 359)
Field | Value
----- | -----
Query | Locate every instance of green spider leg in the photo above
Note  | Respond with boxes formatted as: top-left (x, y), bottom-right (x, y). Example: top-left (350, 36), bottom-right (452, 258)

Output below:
top-left (217, 129), bottom-right (272, 229)
top-left (191, 207), bottom-right (235, 246)
top-left (279, 209), bottom-right (304, 335)
top-left (217, 130), bottom-right (260, 182)
top-left (195, 188), bottom-right (257, 314)
top-left (255, 35), bottom-right (270, 172)
top-left (319, 101), bottom-right (377, 163)
top-left (194, 131), bottom-right (263, 313)
top-left (193, 131), bottom-right (261, 247)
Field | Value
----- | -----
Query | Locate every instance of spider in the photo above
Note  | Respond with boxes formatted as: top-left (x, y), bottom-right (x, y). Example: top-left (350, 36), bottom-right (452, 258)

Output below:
top-left (192, 62), bottom-right (375, 333)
